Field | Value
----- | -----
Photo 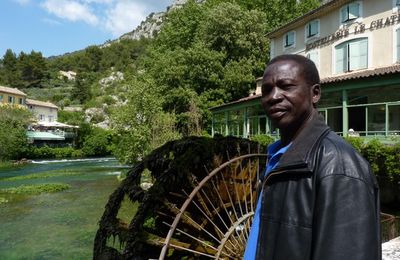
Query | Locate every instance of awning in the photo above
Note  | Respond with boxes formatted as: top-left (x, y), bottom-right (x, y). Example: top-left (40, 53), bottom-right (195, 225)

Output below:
top-left (26, 131), bottom-right (65, 140)
top-left (32, 121), bottom-right (79, 128)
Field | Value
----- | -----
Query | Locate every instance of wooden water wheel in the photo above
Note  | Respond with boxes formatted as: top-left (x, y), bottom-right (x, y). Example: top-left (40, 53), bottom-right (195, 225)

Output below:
top-left (93, 136), bottom-right (267, 259)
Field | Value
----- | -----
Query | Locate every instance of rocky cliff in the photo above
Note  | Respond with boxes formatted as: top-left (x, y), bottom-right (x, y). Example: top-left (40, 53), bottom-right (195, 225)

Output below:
top-left (119, 0), bottom-right (204, 41)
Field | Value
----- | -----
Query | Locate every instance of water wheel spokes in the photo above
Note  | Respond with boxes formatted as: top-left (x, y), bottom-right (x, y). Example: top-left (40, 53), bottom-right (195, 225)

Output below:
top-left (159, 154), bottom-right (267, 259)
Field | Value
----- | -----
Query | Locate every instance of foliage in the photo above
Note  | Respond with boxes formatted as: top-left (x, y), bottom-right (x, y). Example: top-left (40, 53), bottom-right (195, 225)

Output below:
top-left (58, 110), bottom-right (85, 125)
top-left (26, 146), bottom-right (82, 159)
top-left (250, 134), bottom-right (275, 147)
top-left (3, 171), bottom-right (82, 181)
top-left (111, 74), bottom-right (181, 164)
top-left (344, 138), bottom-right (400, 180)
top-left (82, 127), bottom-right (113, 157)
top-left (0, 183), bottom-right (70, 194)
top-left (0, 106), bottom-right (32, 161)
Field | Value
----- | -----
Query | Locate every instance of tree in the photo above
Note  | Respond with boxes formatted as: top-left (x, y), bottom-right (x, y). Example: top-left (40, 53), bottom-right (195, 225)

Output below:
top-left (0, 106), bottom-right (32, 160)
top-left (111, 74), bottom-right (180, 164)
top-left (71, 72), bottom-right (93, 104)
top-left (0, 49), bottom-right (19, 86)
top-left (17, 51), bottom-right (48, 88)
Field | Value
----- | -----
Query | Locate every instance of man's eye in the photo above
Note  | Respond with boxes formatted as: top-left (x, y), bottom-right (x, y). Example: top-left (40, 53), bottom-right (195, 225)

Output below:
top-left (262, 85), bottom-right (272, 94)
top-left (280, 84), bottom-right (293, 90)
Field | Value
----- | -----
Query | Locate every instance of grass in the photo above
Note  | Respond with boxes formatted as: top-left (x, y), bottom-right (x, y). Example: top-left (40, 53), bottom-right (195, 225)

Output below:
top-left (3, 171), bottom-right (83, 181)
top-left (0, 183), bottom-right (71, 195)
top-left (0, 161), bottom-right (16, 170)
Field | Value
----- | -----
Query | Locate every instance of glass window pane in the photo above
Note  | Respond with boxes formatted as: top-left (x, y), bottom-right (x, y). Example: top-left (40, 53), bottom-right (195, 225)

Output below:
top-left (327, 108), bottom-right (343, 133)
top-left (389, 105), bottom-right (400, 134)
top-left (341, 6), bottom-right (348, 22)
top-left (286, 33), bottom-right (292, 46)
top-left (348, 3), bottom-right (360, 19)
top-left (349, 106), bottom-right (366, 134)
top-left (368, 105), bottom-right (386, 133)
top-left (248, 118), bottom-right (258, 136)
top-left (335, 43), bottom-right (347, 73)
top-left (397, 29), bottom-right (400, 62)
top-left (307, 51), bottom-right (319, 69)
top-left (348, 85), bottom-right (400, 105)
top-left (349, 38), bottom-right (368, 70)
top-left (259, 117), bottom-right (266, 135)
top-left (310, 20), bottom-right (318, 36)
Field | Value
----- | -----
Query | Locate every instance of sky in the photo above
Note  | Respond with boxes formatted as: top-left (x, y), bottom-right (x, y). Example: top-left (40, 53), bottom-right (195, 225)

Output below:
top-left (0, 0), bottom-right (172, 57)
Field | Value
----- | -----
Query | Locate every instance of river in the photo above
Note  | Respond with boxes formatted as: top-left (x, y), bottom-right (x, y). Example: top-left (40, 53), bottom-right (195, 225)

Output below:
top-left (0, 158), bottom-right (130, 259)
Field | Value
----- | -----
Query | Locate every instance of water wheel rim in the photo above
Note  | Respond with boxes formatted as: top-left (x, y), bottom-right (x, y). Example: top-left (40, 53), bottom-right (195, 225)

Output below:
top-left (159, 153), bottom-right (267, 259)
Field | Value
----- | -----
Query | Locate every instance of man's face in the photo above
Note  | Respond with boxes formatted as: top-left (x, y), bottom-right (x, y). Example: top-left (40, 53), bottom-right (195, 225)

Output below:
top-left (260, 60), bottom-right (318, 133)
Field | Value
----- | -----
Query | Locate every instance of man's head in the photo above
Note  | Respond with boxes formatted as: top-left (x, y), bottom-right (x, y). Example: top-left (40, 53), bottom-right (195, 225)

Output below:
top-left (260, 54), bottom-right (321, 142)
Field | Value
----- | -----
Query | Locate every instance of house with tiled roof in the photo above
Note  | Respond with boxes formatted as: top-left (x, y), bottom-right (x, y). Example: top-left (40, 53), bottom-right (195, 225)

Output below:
top-left (0, 85), bottom-right (27, 108)
top-left (211, 0), bottom-right (400, 138)
top-left (26, 98), bottom-right (58, 123)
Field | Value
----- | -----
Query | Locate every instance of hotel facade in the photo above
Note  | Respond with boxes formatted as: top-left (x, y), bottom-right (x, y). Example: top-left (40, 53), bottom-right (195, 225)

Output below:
top-left (211, 0), bottom-right (400, 139)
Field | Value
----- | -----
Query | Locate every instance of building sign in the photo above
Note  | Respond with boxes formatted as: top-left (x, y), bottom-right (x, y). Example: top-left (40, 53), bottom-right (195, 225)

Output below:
top-left (306, 13), bottom-right (400, 51)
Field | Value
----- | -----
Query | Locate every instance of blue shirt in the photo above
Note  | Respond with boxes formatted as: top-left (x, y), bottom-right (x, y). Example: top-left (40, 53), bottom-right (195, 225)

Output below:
top-left (243, 140), bottom-right (291, 259)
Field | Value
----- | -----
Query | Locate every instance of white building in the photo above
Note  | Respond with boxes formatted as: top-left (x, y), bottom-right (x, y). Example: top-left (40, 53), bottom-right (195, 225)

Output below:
top-left (26, 99), bottom-right (58, 123)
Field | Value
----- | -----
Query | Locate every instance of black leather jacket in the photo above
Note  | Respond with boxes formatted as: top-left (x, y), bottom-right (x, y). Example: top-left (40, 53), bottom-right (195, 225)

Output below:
top-left (255, 115), bottom-right (381, 260)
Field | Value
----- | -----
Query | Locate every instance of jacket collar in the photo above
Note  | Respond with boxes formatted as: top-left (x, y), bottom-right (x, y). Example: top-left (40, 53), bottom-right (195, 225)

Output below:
top-left (272, 114), bottom-right (331, 173)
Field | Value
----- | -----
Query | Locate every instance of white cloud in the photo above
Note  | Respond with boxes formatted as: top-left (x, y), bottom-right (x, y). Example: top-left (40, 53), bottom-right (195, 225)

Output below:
top-left (104, 0), bottom-right (147, 36)
top-left (13, 0), bottom-right (30, 5)
top-left (82, 0), bottom-right (114, 4)
top-left (42, 18), bottom-right (62, 26)
top-left (40, 0), bottom-right (99, 25)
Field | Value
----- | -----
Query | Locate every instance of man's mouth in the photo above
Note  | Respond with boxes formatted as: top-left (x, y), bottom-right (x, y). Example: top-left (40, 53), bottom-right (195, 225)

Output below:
top-left (268, 107), bottom-right (286, 118)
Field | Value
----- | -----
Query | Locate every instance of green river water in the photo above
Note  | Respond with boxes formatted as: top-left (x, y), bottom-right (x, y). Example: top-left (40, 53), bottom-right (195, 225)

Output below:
top-left (0, 158), bottom-right (131, 259)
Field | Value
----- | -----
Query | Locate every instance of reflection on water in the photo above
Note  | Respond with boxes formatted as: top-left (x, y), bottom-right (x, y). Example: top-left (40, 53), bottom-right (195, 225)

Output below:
top-left (0, 158), bottom-right (131, 259)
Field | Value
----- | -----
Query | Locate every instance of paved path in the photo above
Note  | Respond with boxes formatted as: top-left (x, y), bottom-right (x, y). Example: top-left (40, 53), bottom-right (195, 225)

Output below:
top-left (383, 237), bottom-right (400, 260)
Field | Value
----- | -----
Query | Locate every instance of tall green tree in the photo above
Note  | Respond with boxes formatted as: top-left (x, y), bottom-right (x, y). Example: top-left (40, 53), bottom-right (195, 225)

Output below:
top-left (0, 49), bottom-right (19, 86)
top-left (18, 51), bottom-right (48, 88)
top-left (0, 106), bottom-right (32, 160)
top-left (111, 74), bottom-right (180, 164)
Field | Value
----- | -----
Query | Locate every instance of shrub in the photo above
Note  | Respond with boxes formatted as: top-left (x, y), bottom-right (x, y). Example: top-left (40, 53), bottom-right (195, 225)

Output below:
top-left (250, 134), bottom-right (275, 147)
top-left (344, 138), bottom-right (400, 181)
top-left (82, 127), bottom-right (113, 157)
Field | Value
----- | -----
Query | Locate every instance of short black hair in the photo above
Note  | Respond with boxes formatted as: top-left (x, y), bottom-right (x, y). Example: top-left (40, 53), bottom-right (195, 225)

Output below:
top-left (266, 54), bottom-right (320, 86)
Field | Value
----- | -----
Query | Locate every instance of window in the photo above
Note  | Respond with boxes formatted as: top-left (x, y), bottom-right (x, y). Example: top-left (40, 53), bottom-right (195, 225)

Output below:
top-left (19, 98), bottom-right (24, 105)
top-left (8, 96), bottom-right (14, 103)
top-left (284, 31), bottom-right (295, 48)
top-left (306, 50), bottom-right (319, 70)
top-left (0, 94), bottom-right (3, 102)
top-left (335, 38), bottom-right (368, 73)
top-left (393, 0), bottom-right (400, 13)
top-left (305, 20), bottom-right (319, 39)
top-left (48, 115), bottom-right (54, 122)
top-left (396, 28), bottom-right (400, 62)
top-left (39, 114), bottom-right (45, 121)
top-left (340, 2), bottom-right (361, 23)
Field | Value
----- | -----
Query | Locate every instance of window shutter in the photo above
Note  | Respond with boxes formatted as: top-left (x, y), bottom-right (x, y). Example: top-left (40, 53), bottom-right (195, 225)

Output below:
top-left (288, 32), bottom-right (294, 45)
top-left (397, 28), bottom-right (400, 62)
top-left (336, 43), bottom-right (347, 73)
top-left (310, 20), bottom-right (318, 36)
top-left (341, 6), bottom-right (348, 22)
top-left (349, 38), bottom-right (368, 71)
top-left (348, 3), bottom-right (360, 20)
top-left (307, 52), bottom-right (319, 69)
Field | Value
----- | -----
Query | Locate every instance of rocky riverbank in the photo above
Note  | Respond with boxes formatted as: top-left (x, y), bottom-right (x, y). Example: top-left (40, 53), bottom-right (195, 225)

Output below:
top-left (382, 237), bottom-right (400, 260)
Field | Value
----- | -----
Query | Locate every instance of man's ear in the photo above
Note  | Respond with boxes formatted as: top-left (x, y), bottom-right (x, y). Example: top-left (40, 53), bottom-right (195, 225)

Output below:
top-left (311, 84), bottom-right (321, 105)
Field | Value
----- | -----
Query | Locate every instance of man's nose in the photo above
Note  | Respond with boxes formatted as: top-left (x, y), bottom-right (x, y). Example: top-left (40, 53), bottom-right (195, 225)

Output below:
top-left (270, 87), bottom-right (283, 101)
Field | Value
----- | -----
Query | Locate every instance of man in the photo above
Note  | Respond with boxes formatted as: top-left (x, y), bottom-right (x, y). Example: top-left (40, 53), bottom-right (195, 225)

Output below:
top-left (244, 54), bottom-right (381, 259)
